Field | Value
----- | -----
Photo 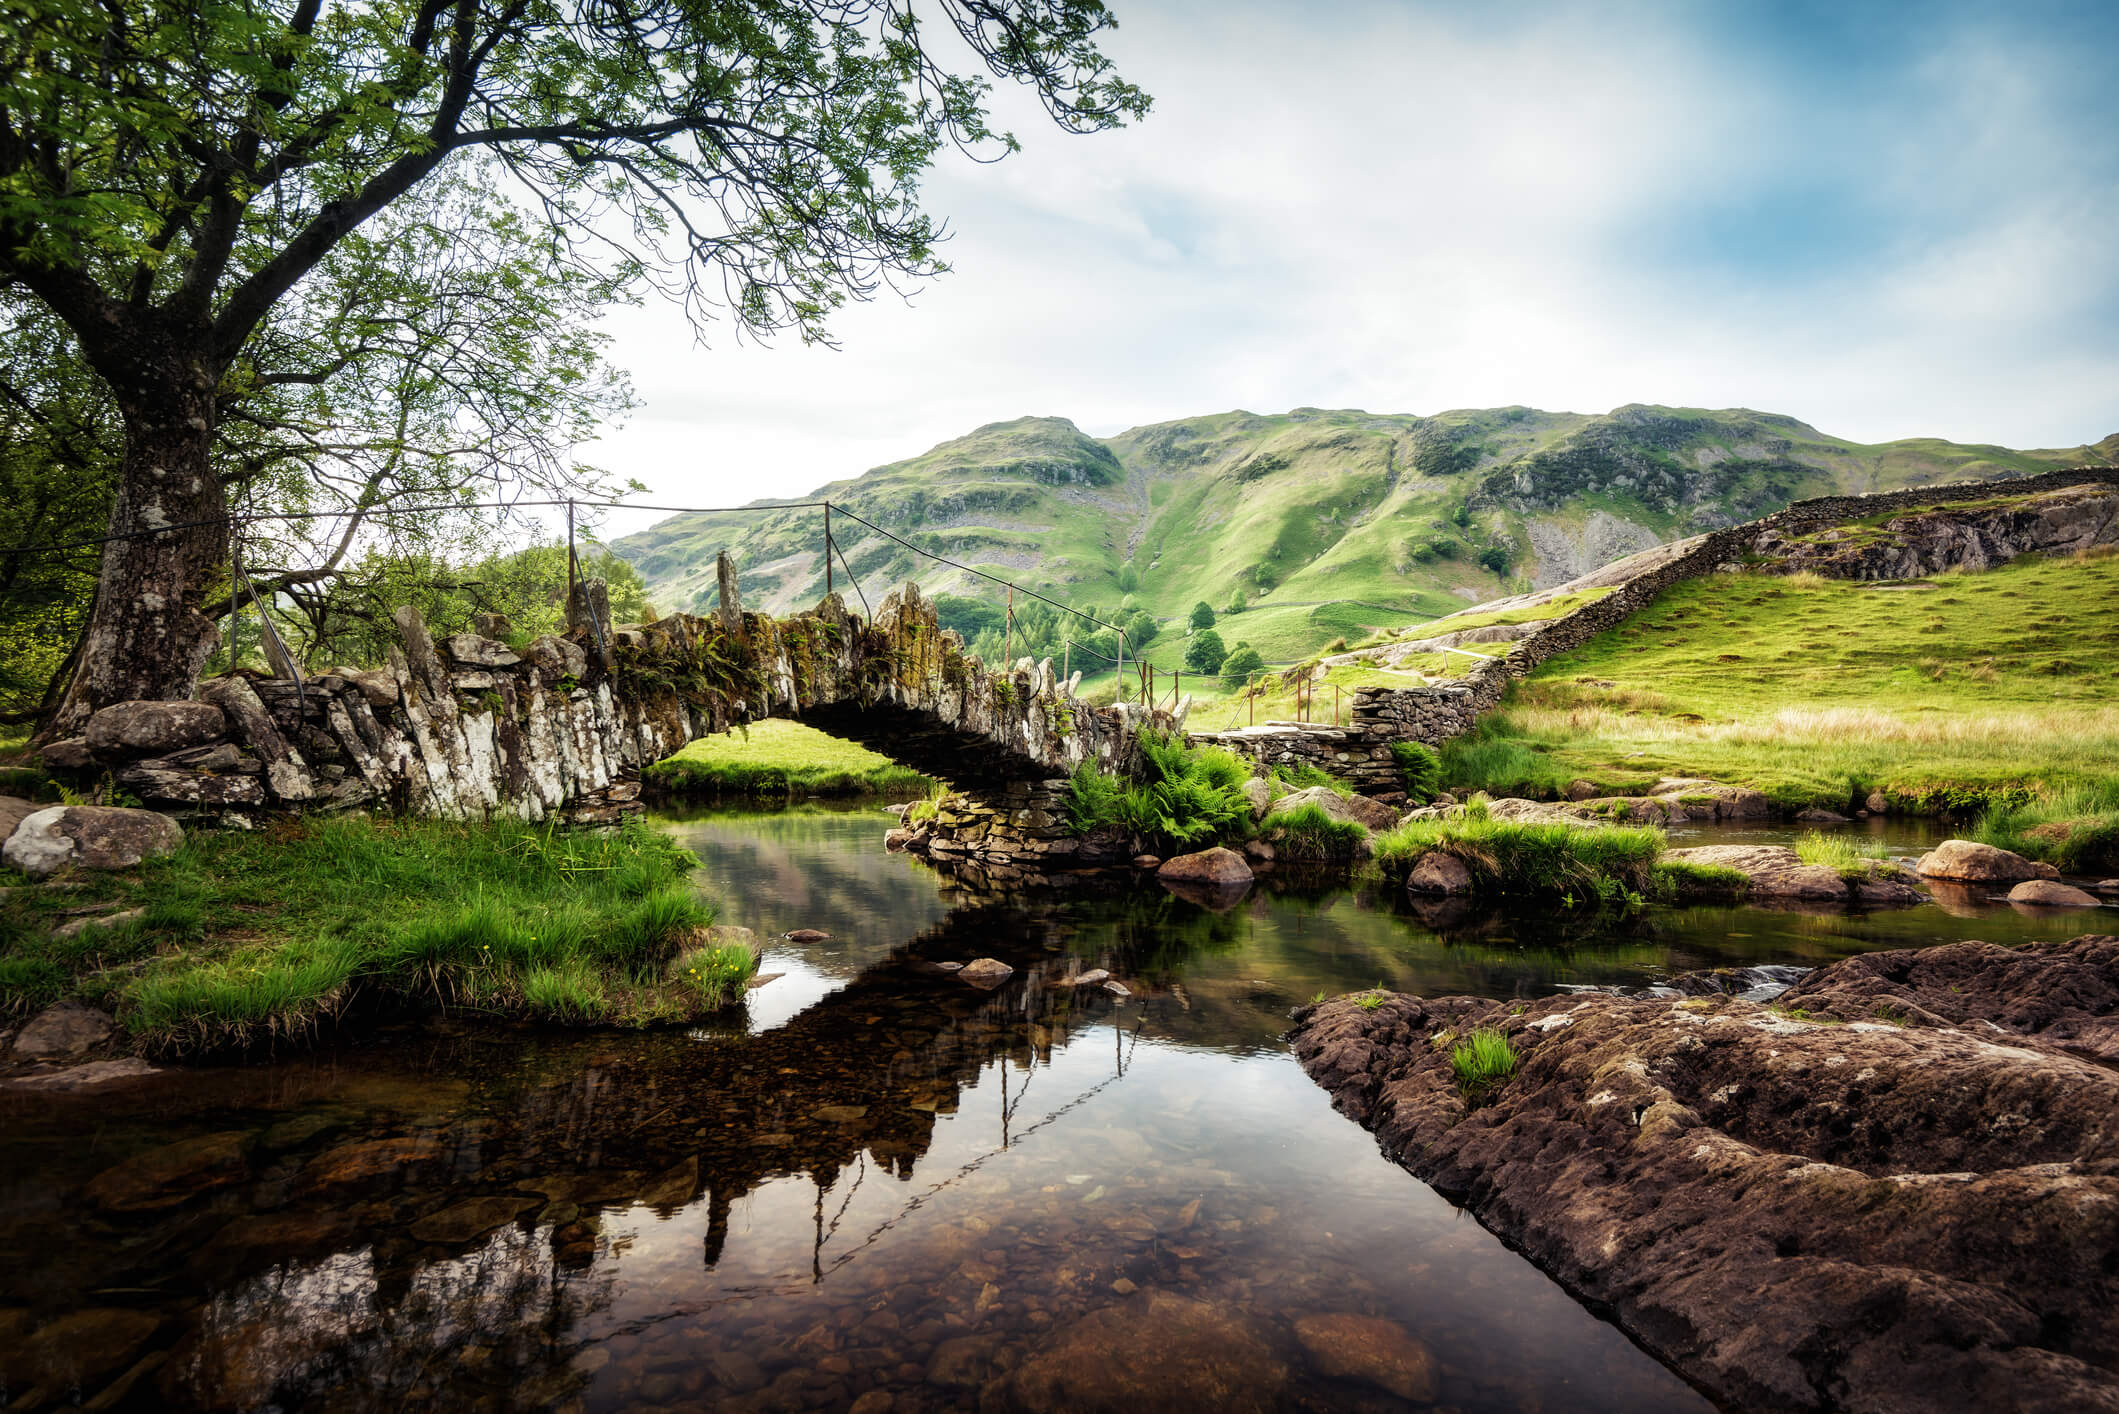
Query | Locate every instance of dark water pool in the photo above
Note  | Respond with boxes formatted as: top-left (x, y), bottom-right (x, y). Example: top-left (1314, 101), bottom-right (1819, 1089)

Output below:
top-left (2, 805), bottom-right (2108, 1412)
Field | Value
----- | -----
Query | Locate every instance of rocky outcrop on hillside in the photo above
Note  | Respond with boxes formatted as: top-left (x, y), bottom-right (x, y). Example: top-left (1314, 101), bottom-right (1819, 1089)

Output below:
top-left (1753, 482), bottom-right (2119, 579)
top-left (1292, 934), bottom-right (2119, 1414)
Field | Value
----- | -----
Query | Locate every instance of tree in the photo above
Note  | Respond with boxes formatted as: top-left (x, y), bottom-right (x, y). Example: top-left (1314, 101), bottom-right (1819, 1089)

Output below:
top-left (1225, 588), bottom-right (1246, 614)
top-left (1188, 601), bottom-right (1217, 631)
top-left (1184, 628), bottom-right (1227, 675)
top-left (1117, 563), bottom-right (1140, 593)
top-left (2, 1), bottom-right (1147, 728)
top-left (1478, 545), bottom-right (1513, 575)
top-left (1219, 644), bottom-right (1264, 688)
top-left (1123, 608), bottom-right (1158, 648)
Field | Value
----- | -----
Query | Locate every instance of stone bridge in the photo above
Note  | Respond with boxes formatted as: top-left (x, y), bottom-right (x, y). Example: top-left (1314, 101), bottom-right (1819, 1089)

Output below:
top-left (36, 580), bottom-right (1181, 828)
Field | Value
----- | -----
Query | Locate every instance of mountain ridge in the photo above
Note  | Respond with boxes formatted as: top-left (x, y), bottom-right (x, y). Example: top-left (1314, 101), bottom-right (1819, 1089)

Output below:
top-left (613, 403), bottom-right (2113, 667)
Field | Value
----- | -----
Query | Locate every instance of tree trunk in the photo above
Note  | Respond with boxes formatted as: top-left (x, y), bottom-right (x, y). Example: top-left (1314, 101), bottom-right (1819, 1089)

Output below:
top-left (46, 379), bottom-right (228, 736)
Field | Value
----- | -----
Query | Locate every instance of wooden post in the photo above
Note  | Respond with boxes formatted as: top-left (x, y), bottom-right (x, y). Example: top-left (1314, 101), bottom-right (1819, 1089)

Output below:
top-left (1250, 673), bottom-right (1256, 725)
top-left (1173, 670), bottom-right (1180, 710)
top-left (1335, 683), bottom-right (1342, 726)
top-left (824, 503), bottom-right (833, 598)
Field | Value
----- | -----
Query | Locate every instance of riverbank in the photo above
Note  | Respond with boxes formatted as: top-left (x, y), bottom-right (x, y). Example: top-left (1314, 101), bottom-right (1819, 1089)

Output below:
top-left (643, 718), bottom-right (932, 799)
top-left (1291, 934), bottom-right (2119, 1413)
top-left (0, 815), bottom-right (750, 1056)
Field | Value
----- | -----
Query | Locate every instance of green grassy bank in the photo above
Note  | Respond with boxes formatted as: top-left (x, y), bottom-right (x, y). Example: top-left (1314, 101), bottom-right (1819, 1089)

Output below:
top-left (0, 815), bottom-right (751, 1053)
top-left (1440, 552), bottom-right (2119, 817)
top-left (645, 719), bottom-right (931, 799)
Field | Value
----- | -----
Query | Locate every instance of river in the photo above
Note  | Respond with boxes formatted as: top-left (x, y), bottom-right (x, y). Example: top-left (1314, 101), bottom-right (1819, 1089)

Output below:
top-left (1, 804), bottom-right (2106, 1412)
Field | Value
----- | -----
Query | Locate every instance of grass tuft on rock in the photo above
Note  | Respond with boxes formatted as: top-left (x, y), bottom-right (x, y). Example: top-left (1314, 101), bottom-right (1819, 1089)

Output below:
top-left (1794, 830), bottom-right (1892, 880)
top-left (1450, 1027), bottom-right (1519, 1100)
top-left (1372, 809), bottom-right (1665, 901)
top-left (0, 815), bottom-right (748, 1053)
top-left (1970, 783), bottom-right (2119, 873)
top-left (1265, 803), bottom-right (1369, 862)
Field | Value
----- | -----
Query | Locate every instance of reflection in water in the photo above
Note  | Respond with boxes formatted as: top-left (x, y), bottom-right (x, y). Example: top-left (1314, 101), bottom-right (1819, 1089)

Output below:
top-left (3, 804), bottom-right (2101, 1412)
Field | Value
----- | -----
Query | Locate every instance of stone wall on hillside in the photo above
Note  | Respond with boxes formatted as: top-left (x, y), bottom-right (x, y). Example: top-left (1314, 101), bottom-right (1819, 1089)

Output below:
top-left (1187, 466), bottom-right (2119, 796)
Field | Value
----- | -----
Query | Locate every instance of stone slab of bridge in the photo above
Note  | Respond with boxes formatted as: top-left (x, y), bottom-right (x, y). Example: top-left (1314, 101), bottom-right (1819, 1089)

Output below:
top-left (39, 582), bottom-right (1182, 828)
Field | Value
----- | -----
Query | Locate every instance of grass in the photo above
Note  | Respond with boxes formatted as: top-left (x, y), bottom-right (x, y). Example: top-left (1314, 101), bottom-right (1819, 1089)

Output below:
top-left (1450, 1027), bottom-right (1519, 1100)
top-left (1269, 761), bottom-right (1351, 796)
top-left (1454, 549), bottom-right (2119, 811)
top-left (1391, 740), bottom-right (1442, 800)
top-left (1263, 803), bottom-right (1369, 862)
top-left (1371, 807), bottom-right (1665, 902)
top-left (1652, 858), bottom-right (1752, 900)
top-left (1794, 830), bottom-right (1892, 881)
top-left (1970, 782), bottom-right (2119, 873)
top-left (645, 719), bottom-right (931, 799)
top-left (0, 815), bottom-right (751, 1051)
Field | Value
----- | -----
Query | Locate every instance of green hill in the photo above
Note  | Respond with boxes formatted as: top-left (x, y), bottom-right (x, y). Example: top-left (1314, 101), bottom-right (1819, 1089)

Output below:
top-left (614, 405), bottom-right (2112, 671)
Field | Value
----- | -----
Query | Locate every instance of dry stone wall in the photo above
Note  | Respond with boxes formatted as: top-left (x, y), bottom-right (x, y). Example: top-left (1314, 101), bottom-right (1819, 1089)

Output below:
top-left (1191, 466), bottom-right (2119, 796)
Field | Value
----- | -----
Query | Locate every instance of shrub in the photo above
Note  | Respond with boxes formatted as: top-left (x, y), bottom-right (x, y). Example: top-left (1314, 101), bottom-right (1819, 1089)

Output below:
top-left (1189, 600), bottom-right (1217, 630)
top-left (1220, 645), bottom-right (1266, 688)
top-left (1450, 1028), bottom-right (1519, 1099)
top-left (1391, 741), bottom-right (1441, 801)
top-left (1124, 608), bottom-right (1159, 648)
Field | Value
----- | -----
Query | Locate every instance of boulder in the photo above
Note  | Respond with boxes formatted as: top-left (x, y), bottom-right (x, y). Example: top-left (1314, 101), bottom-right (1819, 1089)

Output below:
top-left (443, 632), bottom-right (521, 668)
top-left (0, 793), bottom-right (39, 843)
top-left (957, 958), bottom-right (1015, 989)
top-left (1479, 797), bottom-right (1605, 828)
top-left (10, 1001), bottom-right (115, 1057)
top-left (2009, 879), bottom-right (2104, 908)
top-left (1663, 844), bottom-right (1924, 906)
top-left (1916, 839), bottom-right (2059, 883)
top-left (37, 736), bottom-right (93, 771)
top-left (985, 1290), bottom-right (1288, 1413)
top-left (522, 633), bottom-right (589, 682)
top-left (1565, 778), bottom-right (1599, 801)
top-left (1403, 851), bottom-right (1472, 896)
top-left (83, 699), bottom-right (225, 758)
top-left (473, 611), bottom-right (514, 640)
top-left (1241, 838), bottom-right (1276, 865)
top-left (1156, 847), bottom-right (1254, 888)
top-left (1866, 791), bottom-right (1890, 814)
top-left (1293, 937), bottom-right (2119, 1414)
top-left (330, 667), bottom-right (400, 709)
top-left (84, 1131), bottom-right (253, 1211)
top-left (1131, 853), bottom-right (1162, 870)
top-left (784, 928), bottom-right (830, 943)
top-left (1, 805), bottom-right (184, 877)
top-left (1269, 785), bottom-right (1398, 832)
top-left (1240, 776), bottom-right (1273, 819)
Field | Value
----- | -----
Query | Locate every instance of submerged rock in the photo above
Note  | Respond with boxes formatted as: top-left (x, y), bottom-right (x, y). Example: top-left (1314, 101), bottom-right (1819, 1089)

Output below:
top-left (986, 1290), bottom-right (1287, 1413)
top-left (1292, 935), bottom-right (2119, 1413)
top-left (84, 1131), bottom-right (253, 1211)
top-left (1291, 1312), bottom-right (1439, 1402)
top-left (783, 928), bottom-right (831, 943)
top-left (6, 1057), bottom-right (160, 1090)
top-left (1915, 839), bottom-right (2058, 883)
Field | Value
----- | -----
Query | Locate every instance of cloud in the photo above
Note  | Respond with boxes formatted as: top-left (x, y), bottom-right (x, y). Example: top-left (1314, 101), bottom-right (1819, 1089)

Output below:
top-left (588, 0), bottom-right (2119, 537)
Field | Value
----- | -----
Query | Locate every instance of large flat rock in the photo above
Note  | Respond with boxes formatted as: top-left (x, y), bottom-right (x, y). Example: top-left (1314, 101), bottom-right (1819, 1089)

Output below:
top-left (1292, 935), bottom-right (2119, 1413)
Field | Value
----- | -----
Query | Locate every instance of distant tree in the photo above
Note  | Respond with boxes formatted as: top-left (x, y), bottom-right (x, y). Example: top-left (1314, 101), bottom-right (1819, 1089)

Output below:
top-left (1478, 546), bottom-right (1513, 575)
top-left (1189, 601), bottom-right (1217, 631)
top-left (1225, 588), bottom-right (1247, 614)
top-left (1184, 629), bottom-right (1227, 674)
top-left (1124, 609), bottom-right (1158, 647)
top-left (1219, 645), bottom-right (1265, 688)
top-left (1118, 563), bottom-right (1141, 592)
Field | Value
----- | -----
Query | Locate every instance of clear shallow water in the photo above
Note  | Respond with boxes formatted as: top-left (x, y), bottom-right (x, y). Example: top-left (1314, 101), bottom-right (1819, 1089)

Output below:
top-left (2, 805), bottom-right (2109, 1413)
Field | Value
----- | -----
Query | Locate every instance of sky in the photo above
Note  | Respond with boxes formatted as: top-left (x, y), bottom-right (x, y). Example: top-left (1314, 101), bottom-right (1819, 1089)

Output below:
top-left (586, 0), bottom-right (2119, 538)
